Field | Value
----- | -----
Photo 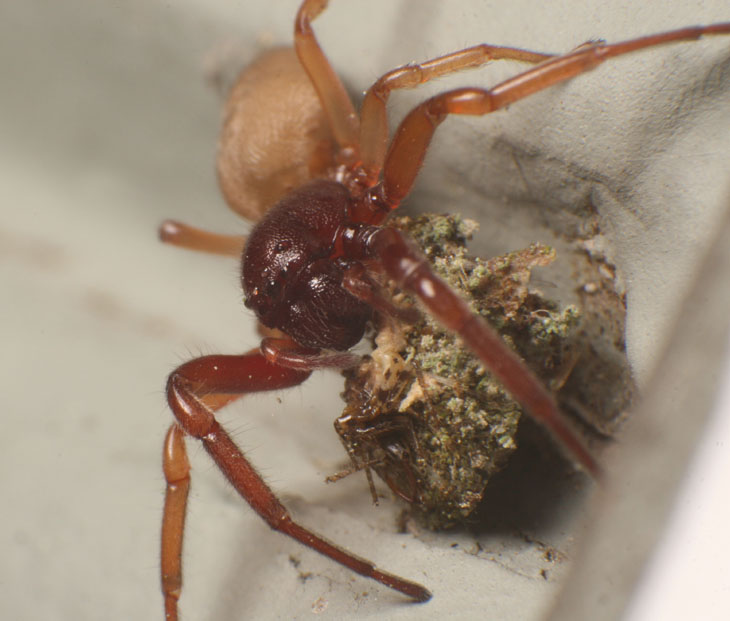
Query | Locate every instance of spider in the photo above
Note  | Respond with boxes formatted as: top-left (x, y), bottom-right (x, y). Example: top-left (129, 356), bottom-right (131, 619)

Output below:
top-left (156, 1), bottom-right (730, 617)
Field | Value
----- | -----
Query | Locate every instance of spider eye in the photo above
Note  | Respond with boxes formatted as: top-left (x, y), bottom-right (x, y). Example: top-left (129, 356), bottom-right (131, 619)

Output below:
top-left (265, 278), bottom-right (280, 296)
top-left (244, 278), bottom-right (282, 316)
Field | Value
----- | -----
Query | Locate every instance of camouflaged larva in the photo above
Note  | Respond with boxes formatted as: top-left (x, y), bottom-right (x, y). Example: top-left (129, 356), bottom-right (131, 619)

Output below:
top-left (337, 213), bottom-right (591, 528)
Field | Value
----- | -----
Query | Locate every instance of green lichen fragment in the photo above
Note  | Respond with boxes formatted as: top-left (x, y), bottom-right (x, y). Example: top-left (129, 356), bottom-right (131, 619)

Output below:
top-left (338, 214), bottom-right (582, 529)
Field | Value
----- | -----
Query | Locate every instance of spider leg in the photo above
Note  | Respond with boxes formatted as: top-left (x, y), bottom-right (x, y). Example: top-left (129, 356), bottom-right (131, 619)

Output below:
top-left (295, 0), bottom-right (360, 160)
top-left (360, 44), bottom-right (554, 181)
top-left (378, 23), bottom-right (730, 205)
top-left (365, 226), bottom-right (602, 478)
top-left (343, 262), bottom-right (420, 323)
top-left (161, 424), bottom-right (191, 621)
top-left (158, 219), bottom-right (245, 257)
top-left (260, 336), bottom-right (361, 369)
top-left (160, 351), bottom-right (430, 620)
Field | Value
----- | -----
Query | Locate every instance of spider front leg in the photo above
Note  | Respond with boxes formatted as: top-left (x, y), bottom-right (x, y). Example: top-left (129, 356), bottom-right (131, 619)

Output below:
top-left (160, 350), bottom-right (430, 620)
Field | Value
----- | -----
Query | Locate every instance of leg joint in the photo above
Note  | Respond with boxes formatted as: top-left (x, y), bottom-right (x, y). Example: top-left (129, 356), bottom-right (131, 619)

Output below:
top-left (166, 374), bottom-right (217, 439)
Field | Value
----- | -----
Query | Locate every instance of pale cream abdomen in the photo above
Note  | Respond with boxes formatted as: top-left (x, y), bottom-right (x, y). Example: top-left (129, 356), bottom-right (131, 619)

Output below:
top-left (217, 47), bottom-right (335, 221)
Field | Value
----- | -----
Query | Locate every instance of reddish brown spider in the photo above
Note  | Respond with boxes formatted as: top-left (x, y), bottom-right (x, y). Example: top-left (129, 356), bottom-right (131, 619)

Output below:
top-left (157, 1), bottom-right (730, 618)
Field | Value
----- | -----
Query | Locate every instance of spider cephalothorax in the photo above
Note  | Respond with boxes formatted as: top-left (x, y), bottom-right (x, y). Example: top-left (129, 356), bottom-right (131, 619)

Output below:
top-left (242, 180), bottom-right (373, 350)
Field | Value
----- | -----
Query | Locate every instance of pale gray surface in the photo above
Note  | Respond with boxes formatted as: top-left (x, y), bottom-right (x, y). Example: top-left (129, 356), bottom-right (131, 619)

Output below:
top-left (550, 199), bottom-right (730, 621)
top-left (1, 1), bottom-right (729, 620)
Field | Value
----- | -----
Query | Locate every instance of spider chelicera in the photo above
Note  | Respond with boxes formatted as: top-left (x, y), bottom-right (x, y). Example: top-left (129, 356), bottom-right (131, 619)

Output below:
top-left (156, 1), bottom-right (730, 617)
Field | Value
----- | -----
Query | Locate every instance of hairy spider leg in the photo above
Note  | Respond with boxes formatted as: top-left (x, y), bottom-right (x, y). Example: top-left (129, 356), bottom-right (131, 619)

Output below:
top-left (295, 0), bottom-right (556, 176)
top-left (260, 336), bottom-right (362, 369)
top-left (358, 44), bottom-right (555, 181)
top-left (158, 219), bottom-right (246, 257)
top-left (295, 0), bottom-right (360, 158)
top-left (377, 23), bottom-right (730, 205)
top-left (161, 351), bottom-right (431, 621)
